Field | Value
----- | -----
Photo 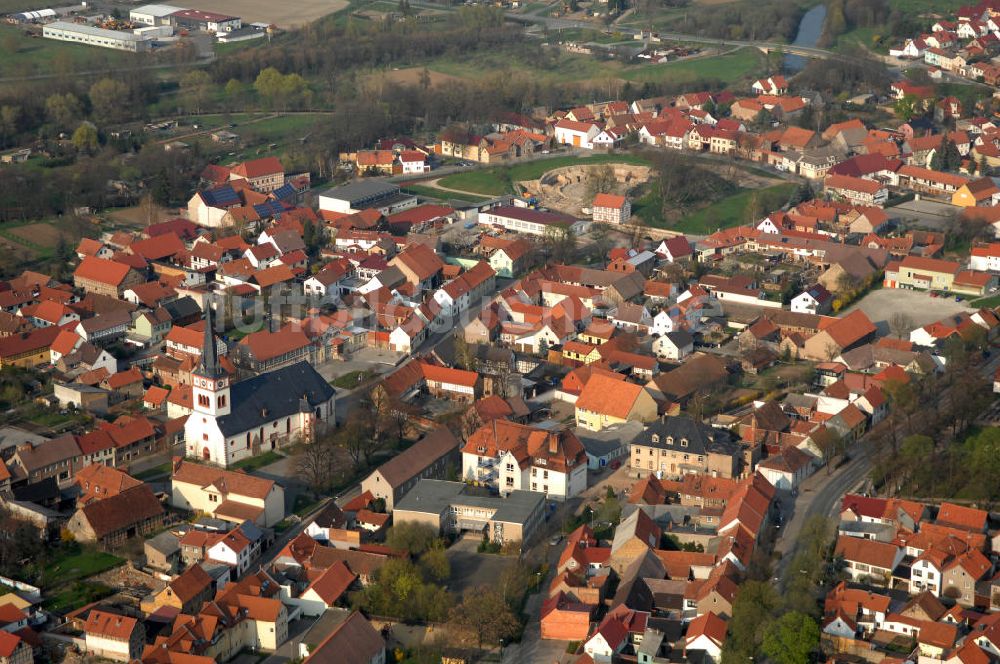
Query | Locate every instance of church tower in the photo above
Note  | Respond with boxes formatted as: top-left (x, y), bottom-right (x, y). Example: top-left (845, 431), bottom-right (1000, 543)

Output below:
top-left (192, 302), bottom-right (231, 418)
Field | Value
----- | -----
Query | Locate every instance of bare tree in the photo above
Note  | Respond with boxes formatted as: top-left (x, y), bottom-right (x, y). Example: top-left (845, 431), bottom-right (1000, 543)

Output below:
top-left (297, 434), bottom-right (337, 492)
top-left (888, 312), bottom-right (914, 339)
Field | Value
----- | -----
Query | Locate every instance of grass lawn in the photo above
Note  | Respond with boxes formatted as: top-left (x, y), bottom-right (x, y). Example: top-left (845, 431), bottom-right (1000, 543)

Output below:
top-left (674, 183), bottom-right (796, 234)
top-left (231, 450), bottom-right (283, 472)
top-left (402, 184), bottom-right (484, 203)
top-left (437, 153), bottom-right (650, 196)
top-left (971, 293), bottom-right (1000, 308)
top-left (42, 549), bottom-right (125, 588)
top-left (331, 369), bottom-right (376, 389)
top-left (889, 0), bottom-right (965, 11)
top-left (43, 581), bottom-right (114, 614)
top-left (134, 462), bottom-right (173, 481)
top-left (0, 24), bottom-right (132, 79)
top-left (293, 494), bottom-right (325, 516)
top-left (620, 48), bottom-right (765, 85)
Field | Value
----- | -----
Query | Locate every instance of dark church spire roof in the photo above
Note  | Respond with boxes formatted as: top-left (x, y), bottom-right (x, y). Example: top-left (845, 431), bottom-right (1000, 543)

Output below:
top-left (198, 301), bottom-right (225, 379)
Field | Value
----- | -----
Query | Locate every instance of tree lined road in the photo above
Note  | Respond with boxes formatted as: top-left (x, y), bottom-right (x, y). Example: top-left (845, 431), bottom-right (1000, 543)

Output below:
top-left (773, 350), bottom-right (1000, 590)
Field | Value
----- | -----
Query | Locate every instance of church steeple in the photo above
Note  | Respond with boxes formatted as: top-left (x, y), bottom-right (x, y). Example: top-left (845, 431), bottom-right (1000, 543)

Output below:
top-left (192, 299), bottom-right (231, 420)
top-left (198, 301), bottom-right (224, 379)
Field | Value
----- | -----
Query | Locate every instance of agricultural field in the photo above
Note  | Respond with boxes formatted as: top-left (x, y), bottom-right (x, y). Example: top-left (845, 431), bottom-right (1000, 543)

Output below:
top-left (0, 218), bottom-right (87, 262)
top-left (182, 0), bottom-right (349, 27)
top-left (437, 154), bottom-right (651, 196)
top-left (0, 23), bottom-right (131, 79)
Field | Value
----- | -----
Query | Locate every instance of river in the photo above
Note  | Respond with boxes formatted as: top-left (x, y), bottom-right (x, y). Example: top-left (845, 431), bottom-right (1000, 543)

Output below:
top-left (785, 3), bottom-right (827, 73)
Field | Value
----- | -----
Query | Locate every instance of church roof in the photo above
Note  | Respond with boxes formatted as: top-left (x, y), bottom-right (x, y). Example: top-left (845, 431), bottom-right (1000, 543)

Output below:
top-left (214, 361), bottom-right (335, 437)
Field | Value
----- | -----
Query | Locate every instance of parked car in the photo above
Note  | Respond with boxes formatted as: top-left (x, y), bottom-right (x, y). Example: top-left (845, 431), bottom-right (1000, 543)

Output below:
top-left (609, 459), bottom-right (622, 470)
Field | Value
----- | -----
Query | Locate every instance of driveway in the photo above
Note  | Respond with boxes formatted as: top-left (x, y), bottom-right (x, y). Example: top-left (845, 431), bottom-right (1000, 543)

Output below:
top-left (845, 288), bottom-right (974, 334)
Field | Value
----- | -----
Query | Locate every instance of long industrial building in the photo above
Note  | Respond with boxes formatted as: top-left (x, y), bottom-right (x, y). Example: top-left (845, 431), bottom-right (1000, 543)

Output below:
top-left (42, 21), bottom-right (152, 52)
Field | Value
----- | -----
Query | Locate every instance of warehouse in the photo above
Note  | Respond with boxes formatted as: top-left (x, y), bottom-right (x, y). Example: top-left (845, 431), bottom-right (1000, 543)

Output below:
top-left (7, 8), bottom-right (57, 23)
top-left (170, 8), bottom-right (240, 33)
top-left (129, 4), bottom-right (182, 26)
top-left (318, 179), bottom-right (417, 215)
top-left (42, 21), bottom-right (152, 52)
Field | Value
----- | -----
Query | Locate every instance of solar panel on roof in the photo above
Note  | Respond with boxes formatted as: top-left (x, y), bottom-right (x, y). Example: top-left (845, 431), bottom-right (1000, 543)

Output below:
top-left (271, 184), bottom-right (296, 200)
top-left (203, 186), bottom-right (240, 207)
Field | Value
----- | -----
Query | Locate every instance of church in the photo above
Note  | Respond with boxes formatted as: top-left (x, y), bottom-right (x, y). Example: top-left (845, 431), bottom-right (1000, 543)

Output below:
top-left (184, 306), bottom-right (336, 468)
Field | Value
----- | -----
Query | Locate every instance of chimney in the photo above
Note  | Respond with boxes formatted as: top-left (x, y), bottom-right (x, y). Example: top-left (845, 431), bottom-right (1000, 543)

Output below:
top-left (172, 456), bottom-right (182, 473)
top-left (549, 434), bottom-right (559, 456)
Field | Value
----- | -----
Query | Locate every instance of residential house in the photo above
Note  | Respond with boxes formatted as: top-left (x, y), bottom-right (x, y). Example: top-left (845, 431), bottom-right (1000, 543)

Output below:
top-left (575, 373), bottom-right (658, 432)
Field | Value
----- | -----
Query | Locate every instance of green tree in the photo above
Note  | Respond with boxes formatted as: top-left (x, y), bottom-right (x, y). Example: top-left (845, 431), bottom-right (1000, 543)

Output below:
top-left (894, 94), bottom-right (920, 122)
top-left (721, 581), bottom-right (780, 664)
top-left (71, 122), bottom-right (99, 154)
top-left (762, 611), bottom-right (819, 664)
top-left (418, 546), bottom-right (450, 582)
top-left (224, 78), bottom-right (245, 110)
top-left (45, 93), bottom-right (83, 132)
top-left (385, 522), bottom-right (439, 555)
top-left (180, 70), bottom-right (213, 114)
top-left (89, 79), bottom-right (130, 125)
top-left (0, 105), bottom-right (20, 148)
top-left (254, 67), bottom-right (285, 109)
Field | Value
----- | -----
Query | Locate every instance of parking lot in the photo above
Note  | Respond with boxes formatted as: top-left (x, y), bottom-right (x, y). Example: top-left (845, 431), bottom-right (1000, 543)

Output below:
top-left (445, 536), bottom-right (519, 597)
top-left (845, 287), bottom-right (974, 334)
top-left (888, 198), bottom-right (961, 230)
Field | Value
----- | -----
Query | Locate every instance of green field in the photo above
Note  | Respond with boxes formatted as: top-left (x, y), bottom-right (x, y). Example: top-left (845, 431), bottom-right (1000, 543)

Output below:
top-left (437, 154), bottom-right (650, 196)
top-left (425, 45), bottom-right (764, 87)
top-left (620, 48), bottom-right (765, 85)
top-left (890, 0), bottom-right (965, 11)
top-left (674, 183), bottom-right (796, 234)
top-left (0, 24), bottom-right (132, 79)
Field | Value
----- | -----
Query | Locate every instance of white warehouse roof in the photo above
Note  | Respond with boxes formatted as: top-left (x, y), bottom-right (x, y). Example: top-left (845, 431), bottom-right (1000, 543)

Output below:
top-left (131, 4), bottom-right (183, 17)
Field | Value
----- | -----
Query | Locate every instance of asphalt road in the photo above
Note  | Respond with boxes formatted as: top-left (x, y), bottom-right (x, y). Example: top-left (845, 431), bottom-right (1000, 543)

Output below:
top-left (773, 350), bottom-right (1000, 589)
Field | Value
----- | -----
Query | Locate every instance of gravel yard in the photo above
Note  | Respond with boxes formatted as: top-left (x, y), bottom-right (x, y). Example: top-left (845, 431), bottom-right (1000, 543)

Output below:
top-left (845, 287), bottom-right (974, 334)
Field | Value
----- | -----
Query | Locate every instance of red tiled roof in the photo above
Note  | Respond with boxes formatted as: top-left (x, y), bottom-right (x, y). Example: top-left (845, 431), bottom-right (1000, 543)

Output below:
top-left (74, 257), bottom-right (134, 287)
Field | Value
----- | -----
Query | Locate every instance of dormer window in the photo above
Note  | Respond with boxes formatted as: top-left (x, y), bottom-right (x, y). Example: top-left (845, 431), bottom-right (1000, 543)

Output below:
top-left (681, 439), bottom-right (688, 447)
top-left (651, 434), bottom-right (660, 443)
top-left (477, 446), bottom-right (486, 453)
top-left (666, 437), bottom-right (674, 445)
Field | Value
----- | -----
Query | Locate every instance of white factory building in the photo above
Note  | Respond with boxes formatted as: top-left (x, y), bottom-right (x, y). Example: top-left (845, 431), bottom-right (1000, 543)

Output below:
top-left (129, 4), bottom-right (182, 26)
top-left (42, 21), bottom-right (152, 52)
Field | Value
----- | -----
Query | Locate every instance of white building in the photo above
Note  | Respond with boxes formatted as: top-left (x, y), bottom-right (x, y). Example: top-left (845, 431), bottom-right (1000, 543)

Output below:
top-left (183, 306), bottom-right (336, 468)
top-left (970, 243), bottom-right (1000, 272)
top-left (461, 420), bottom-right (588, 501)
top-left (553, 120), bottom-right (600, 149)
top-left (129, 4), bottom-right (182, 25)
top-left (43, 22), bottom-right (152, 52)
top-left (479, 205), bottom-right (588, 237)
top-left (791, 284), bottom-right (833, 315)
top-left (652, 330), bottom-right (693, 361)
